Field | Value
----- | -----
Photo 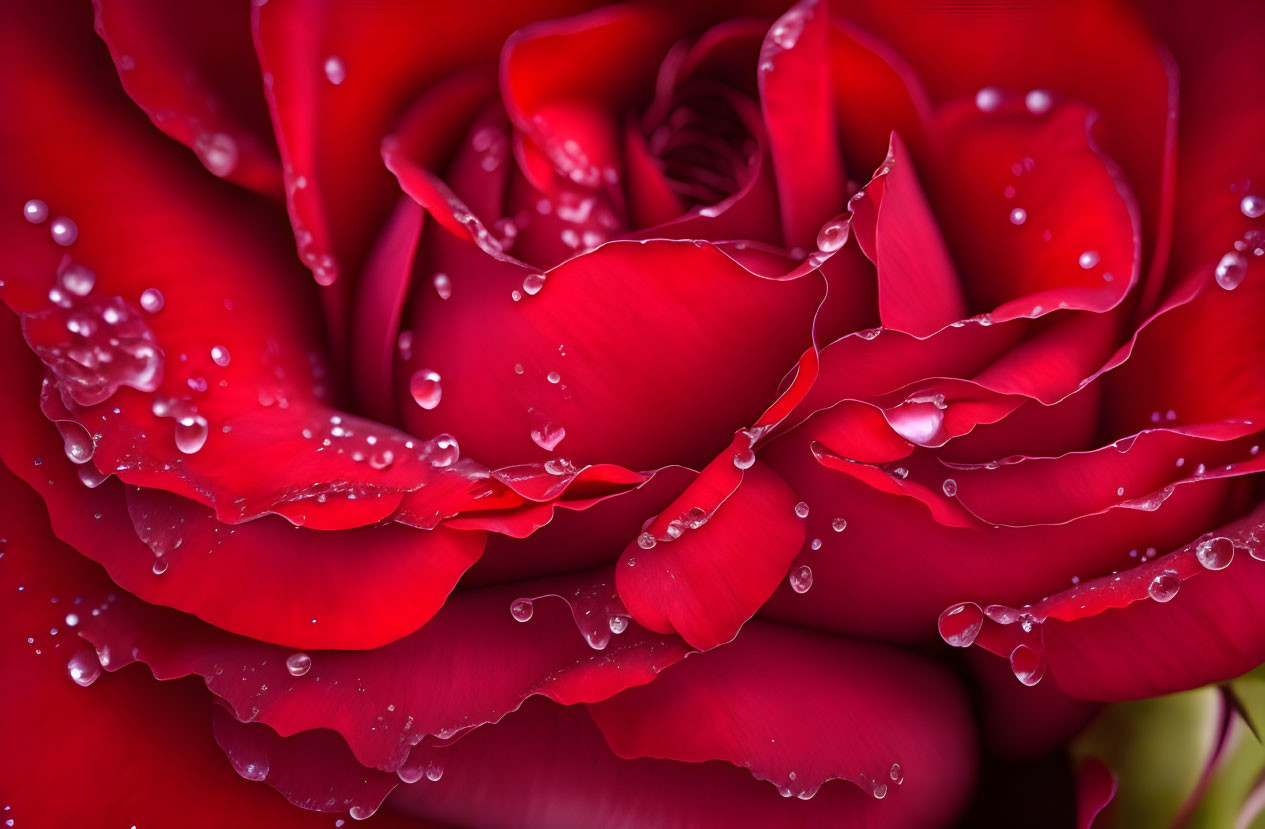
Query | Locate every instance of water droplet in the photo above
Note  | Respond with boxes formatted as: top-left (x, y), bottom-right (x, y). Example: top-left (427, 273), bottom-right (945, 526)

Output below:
top-left (530, 421), bottom-right (566, 451)
top-left (1009, 644), bottom-right (1046, 686)
top-left (769, 13), bottom-right (804, 49)
top-left (1024, 89), bottom-right (1053, 114)
top-left (1009, 207), bottom-right (1028, 225)
top-left (1078, 250), bottom-right (1100, 269)
top-left (210, 345), bottom-right (231, 367)
top-left (511, 289), bottom-right (522, 302)
top-left (510, 599), bottom-right (534, 622)
top-left (938, 602), bottom-right (984, 647)
top-left (410, 369), bottom-right (442, 410)
top-left (546, 371), bottom-right (561, 384)
top-left (975, 87), bottom-right (1002, 112)
top-left (78, 464), bottom-right (110, 488)
top-left (816, 216), bottom-right (851, 253)
top-left (59, 263), bottom-right (95, 296)
top-left (323, 55), bottom-right (347, 85)
top-left (889, 763), bottom-right (903, 783)
top-left (1241, 195), bottom-right (1265, 219)
top-left (1148, 570), bottom-right (1180, 603)
top-left (433, 272), bottom-right (452, 299)
top-left (59, 422), bottom-right (95, 464)
top-left (425, 763), bottom-right (444, 782)
top-left (793, 501), bottom-right (810, 518)
top-left (608, 615), bottom-right (629, 634)
top-left (544, 457), bottom-right (574, 476)
top-left (1215, 251), bottom-right (1248, 291)
top-left (941, 478), bottom-right (958, 497)
top-left (23, 198), bottom-right (49, 223)
top-left (193, 132), bottom-right (239, 178)
top-left (872, 782), bottom-right (888, 799)
top-left (428, 434), bottom-right (459, 467)
top-left (1195, 535), bottom-right (1234, 570)
top-left (368, 447), bottom-right (395, 470)
top-left (50, 216), bottom-right (78, 246)
top-left (788, 564), bottom-right (813, 593)
top-left (174, 413), bottom-right (209, 454)
top-left (636, 532), bottom-right (657, 550)
top-left (522, 273), bottom-right (546, 296)
top-left (733, 449), bottom-right (756, 469)
top-left (810, 538), bottom-right (822, 550)
top-left (152, 558), bottom-right (169, 575)
top-left (139, 288), bottom-right (164, 313)
top-left (285, 652), bottom-right (311, 677)
top-left (67, 652), bottom-right (101, 687)
top-left (832, 517), bottom-right (847, 532)
top-left (888, 402), bottom-right (945, 446)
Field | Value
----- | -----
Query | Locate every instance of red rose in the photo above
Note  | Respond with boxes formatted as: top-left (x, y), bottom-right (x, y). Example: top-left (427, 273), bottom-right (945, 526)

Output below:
top-left (3, 0), bottom-right (1264, 825)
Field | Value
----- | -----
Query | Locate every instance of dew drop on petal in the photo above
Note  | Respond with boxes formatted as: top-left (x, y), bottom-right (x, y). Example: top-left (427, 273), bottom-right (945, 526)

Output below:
top-left (59, 421), bottom-right (95, 464)
top-left (941, 478), bottom-right (958, 497)
top-left (24, 198), bottom-right (49, 223)
top-left (975, 87), bottom-right (1002, 112)
top-left (60, 263), bottom-right (95, 296)
top-left (522, 273), bottom-right (546, 296)
top-left (152, 557), bottom-right (169, 575)
top-left (1241, 195), bottom-right (1265, 219)
top-left (193, 132), bottom-right (239, 178)
top-left (410, 369), bottom-right (442, 410)
top-left (1024, 89), bottom-right (1053, 114)
top-left (938, 602), bottom-right (984, 647)
top-left (546, 371), bottom-right (561, 384)
top-left (733, 449), bottom-right (756, 469)
top-left (890, 763), bottom-right (903, 783)
top-left (530, 421), bottom-right (566, 451)
top-left (810, 538), bottom-right (822, 551)
top-left (815, 216), bottom-right (851, 253)
top-left (636, 531), bottom-right (657, 550)
top-left (788, 564), bottom-right (813, 594)
top-left (608, 615), bottom-right (629, 634)
top-left (210, 345), bottom-right (231, 367)
top-left (1215, 251), bottom-right (1248, 291)
top-left (832, 517), bottom-right (847, 532)
top-left (1009, 208), bottom-right (1027, 225)
top-left (139, 288), bottom-right (165, 313)
top-left (78, 464), bottom-right (110, 488)
top-left (1078, 250), bottom-right (1100, 269)
top-left (174, 414), bottom-right (209, 454)
top-left (872, 782), bottom-right (888, 800)
top-left (510, 599), bottom-right (534, 622)
top-left (433, 272), bottom-right (452, 299)
top-left (428, 434), bottom-right (459, 467)
top-left (323, 55), bottom-right (347, 85)
top-left (67, 652), bottom-right (101, 687)
top-left (1195, 535), bottom-right (1234, 570)
top-left (793, 501), bottom-right (810, 518)
top-left (50, 216), bottom-right (78, 246)
top-left (1009, 644), bottom-right (1046, 686)
top-left (285, 652), bottom-right (312, 677)
top-left (1148, 570), bottom-right (1180, 603)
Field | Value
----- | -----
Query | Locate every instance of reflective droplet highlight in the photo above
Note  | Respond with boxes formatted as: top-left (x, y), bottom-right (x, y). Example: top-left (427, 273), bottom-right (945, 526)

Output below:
top-left (50, 216), bottom-right (78, 246)
top-left (324, 55), bottom-right (347, 85)
top-left (788, 564), bottom-right (813, 594)
top-left (510, 599), bottom-right (534, 622)
top-left (938, 602), bottom-right (983, 647)
top-left (410, 369), bottom-right (442, 410)
top-left (285, 652), bottom-right (312, 677)
top-left (1148, 570), bottom-right (1180, 603)
top-left (1195, 535), bottom-right (1234, 570)
top-left (24, 198), bottom-right (49, 223)
top-left (1215, 251), bottom-right (1248, 291)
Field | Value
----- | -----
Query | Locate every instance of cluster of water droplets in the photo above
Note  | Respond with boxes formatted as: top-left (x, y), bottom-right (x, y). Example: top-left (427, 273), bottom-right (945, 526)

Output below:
top-left (509, 580), bottom-right (632, 651)
top-left (1215, 188), bottom-right (1265, 290)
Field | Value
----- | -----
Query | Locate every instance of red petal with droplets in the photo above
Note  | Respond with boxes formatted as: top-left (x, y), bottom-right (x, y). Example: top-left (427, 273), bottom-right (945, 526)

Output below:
top-left (589, 622), bottom-right (975, 822)
top-left (93, 0), bottom-right (282, 194)
top-left (616, 441), bottom-right (805, 650)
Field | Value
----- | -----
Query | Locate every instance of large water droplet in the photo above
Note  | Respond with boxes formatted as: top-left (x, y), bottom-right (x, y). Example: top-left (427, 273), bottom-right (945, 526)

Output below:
top-left (152, 557), bottom-right (169, 575)
top-left (1215, 251), bottom-right (1248, 291)
top-left (1024, 89), bottom-right (1053, 114)
top-left (887, 402), bottom-right (945, 446)
top-left (1148, 570), bottom-right (1180, 602)
top-left (139, 288), bottom-right (165, 313)
top-left (1241, 195), bottom-right (1265, 219)
top-left (522, 273), bottom-right (546, 296)
top-left (816, 216), bottom-right (851, 252)
top-left (608, 615), bottom-right (629, 634)
top-left (67, 652), bottom-right (101, 687)
top-left (1009, 207), bottom-right (1027, 226)
top-left (793, 501), bottom-right (810, 518)
top-left (636, 532), bottom-right (657, 550)
top-left (174, 413), bottom-right (209, 454)
top-left (194, 132), bottom-right (239, 178)
top-left (50, 216), bottom-right (78, 246)
top-left (324, 55), bottom-right (347, 85)
top-left (428, 434), bottom-right (459, 467)
top-left (975, 87), bottom-right (1002, 112)
top-left (938, 602), bottom-right (984, 647)
top-left (285, 652), bottom-right (312, 677)
top-left (24, 198), bottom-right (49, 224)
top-left (59, 262), bottom-right (96, 296)
top-left (788, 564), bottom-right (813, 593)
top-left (941, 478), bottom-right (958, 497)
top-left (1078, 250), bottom-right (1100, 269)
top-left (733, 449), bottom-right (756, 469)
top-left (210, 345), bottom-right (231, 367)
top-left (832, 517), bottom-right (847, 532)
top-left (1195, 535), bottom-right (1234, 570)
top-left (1009, 644), bottom-right (1046, 686)
top-left (510, 599), bottom-right (534, 622)
top-left (433, 272), bottom-right (452, 299)
top-left (410, 369), bottom-right (442, 410)
top-left (58, 421), bottom-right (95, 464)
top-left (889, 763), bottom-right (903, 784)
top-left (530, 421), bottom-right (566, 451)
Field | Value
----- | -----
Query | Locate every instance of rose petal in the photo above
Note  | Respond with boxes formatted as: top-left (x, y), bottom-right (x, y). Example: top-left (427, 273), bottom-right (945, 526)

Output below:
top-left (93, 0), bottom-right (282, 194)
top-left (1076, 757), bottom-right (1118, 829)
top-left (589, 622), bottom-right (975, 822)
top-left (616, 439), bottom-right (805, 650)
